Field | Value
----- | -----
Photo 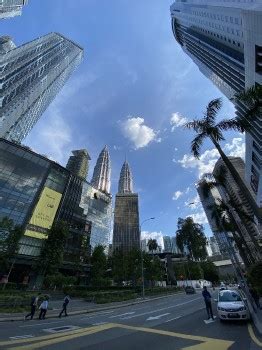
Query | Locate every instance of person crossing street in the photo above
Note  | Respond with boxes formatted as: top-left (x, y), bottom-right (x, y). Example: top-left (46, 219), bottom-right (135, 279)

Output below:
top-left (59, 295), bottom-right (70, 318)
top-left (202, 286), bottom-right (214, 320)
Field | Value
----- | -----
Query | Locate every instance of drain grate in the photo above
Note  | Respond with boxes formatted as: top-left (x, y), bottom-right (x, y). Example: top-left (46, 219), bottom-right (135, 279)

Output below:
top-left (43, 325), bottom-right (80, 333)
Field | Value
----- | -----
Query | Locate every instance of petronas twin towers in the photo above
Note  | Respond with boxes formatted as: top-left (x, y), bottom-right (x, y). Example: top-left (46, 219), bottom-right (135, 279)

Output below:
top-left (91, 146), bottom-right (111, 193)
top-left (113, 160), bottom-right (140, 252)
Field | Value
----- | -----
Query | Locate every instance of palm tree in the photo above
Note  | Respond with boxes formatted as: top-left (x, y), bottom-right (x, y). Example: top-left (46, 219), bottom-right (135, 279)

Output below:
top-left (185, 85), bottom-right (262, 219)
top-left (200, 174), bottom-right (261, 266)
top-left (147, 239), bottom-right (158, 254)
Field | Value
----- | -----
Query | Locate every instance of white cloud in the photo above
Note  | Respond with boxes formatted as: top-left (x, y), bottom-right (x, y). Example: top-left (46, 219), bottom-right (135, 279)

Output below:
top-left (172, 190), bottom-right (183, 200)
top-left (178, 137), bottom-right (245, 177)
top-left (185, 195), bottom-right (201, 209)
top-left (224, 137), bottom-right (245, 159)
top-left (187, 211), bottom-right (208, 225)
top-left (122, 116), bottom-right (158, 149)
top-left (170, 112), bottom-right (188, 131)
top-left (141, 231), bottom-right (164, 248)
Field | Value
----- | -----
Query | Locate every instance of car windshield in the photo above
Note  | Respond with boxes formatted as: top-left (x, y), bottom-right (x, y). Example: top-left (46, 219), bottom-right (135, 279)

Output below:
top-left (219, 291), bottom-right (242, 302)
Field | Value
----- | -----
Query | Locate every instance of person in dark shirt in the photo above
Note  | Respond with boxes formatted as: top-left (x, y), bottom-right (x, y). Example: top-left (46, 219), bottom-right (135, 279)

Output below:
top-left (202, 286), bottom-right (214, 320)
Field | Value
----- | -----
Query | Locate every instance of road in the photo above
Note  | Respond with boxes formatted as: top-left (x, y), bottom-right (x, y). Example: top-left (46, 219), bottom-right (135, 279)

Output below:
top-left (0, 290), bottom-right (261, 350)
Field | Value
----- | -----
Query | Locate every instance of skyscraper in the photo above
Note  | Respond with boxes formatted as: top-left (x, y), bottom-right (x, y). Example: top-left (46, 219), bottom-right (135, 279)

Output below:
top-left (163, 236), bottom-right (172, 253)
top-left (0, 0), bottom-right (28, 19)
top-left (91, 146), bottom-right (111, 194)
top-left (113, 161), bottom-right (140, 252)
top-left (170, 1), bottom-right (262, 206)
top-left (0, 33), bottom-right (83, 142)
top-left (66, 149), bottom-right (91, 180)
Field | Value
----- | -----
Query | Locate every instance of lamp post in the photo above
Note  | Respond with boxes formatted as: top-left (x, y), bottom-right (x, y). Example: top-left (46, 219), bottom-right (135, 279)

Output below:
top-left (140, 217), bottom-right (155, 299)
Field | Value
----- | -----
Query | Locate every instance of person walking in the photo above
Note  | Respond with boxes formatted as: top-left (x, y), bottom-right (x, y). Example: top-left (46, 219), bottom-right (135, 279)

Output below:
top-left (59, 295), bottom-right (70, 318)
top-left (202, 286), bottom-right (214, 320)
top-left (39, 297), bottom-right (48, 320)
top-left (24, 293), bottom-right (41, 320)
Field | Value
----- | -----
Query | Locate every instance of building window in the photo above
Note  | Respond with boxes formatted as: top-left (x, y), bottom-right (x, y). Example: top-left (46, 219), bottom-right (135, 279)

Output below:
top-left (255, 45), bottom-right (262, 74)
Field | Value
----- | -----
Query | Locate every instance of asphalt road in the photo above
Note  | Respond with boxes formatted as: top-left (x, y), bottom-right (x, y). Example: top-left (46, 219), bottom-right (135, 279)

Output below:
top-left (0, 290), bottom-right (261, 350)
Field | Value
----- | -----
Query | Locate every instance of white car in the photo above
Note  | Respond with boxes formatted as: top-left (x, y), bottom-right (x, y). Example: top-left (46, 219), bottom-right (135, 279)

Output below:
top-left (216, 289), bottom-right (250, 321)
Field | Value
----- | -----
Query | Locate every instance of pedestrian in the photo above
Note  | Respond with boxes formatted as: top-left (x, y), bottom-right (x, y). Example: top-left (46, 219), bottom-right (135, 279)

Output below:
top-left (59, 295), bottom-right (70, 318)
top-left (39, 297), bottom-right (48, 320)
top-left (24, 292), bottom-right (41, 320)
top-left (202, 286), bottom-right (214, 320)
top-left (249, 287), bottom-right (261, 310)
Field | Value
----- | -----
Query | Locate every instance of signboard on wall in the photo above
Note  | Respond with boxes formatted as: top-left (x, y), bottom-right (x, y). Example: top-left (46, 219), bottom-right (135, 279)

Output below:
top-left (25, 187), bottom-right (62, 239)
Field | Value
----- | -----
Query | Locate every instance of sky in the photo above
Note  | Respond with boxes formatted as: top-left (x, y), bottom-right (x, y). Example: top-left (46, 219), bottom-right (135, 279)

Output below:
top-left (1, 0), bottom-right (245, 246)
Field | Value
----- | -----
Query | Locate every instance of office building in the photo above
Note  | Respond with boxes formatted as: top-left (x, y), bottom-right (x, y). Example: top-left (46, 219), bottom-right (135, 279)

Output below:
top-left (113, 161), bottom-right (140, 252)
top-left (91, 146), bottom-right (111, 194)
top-left (209, 236), bottom-right (221, 256)
top-left (0, 138), bottom-right (91, 283)
top-left (80, 181), bottom-right (112, 251)
top-left (197, 178), bottom-right (232, 259)
top-left (170, 1), bottom-right (262, 206)
top-left (0, 33), bottom-right (83, 142)
top-left (0, 0), bottom-right (28, 19)
top-left (213, 157), bottom-right (262, 263)
top-left (163, 236), bottom-right (172, 253)
top-left (66, 149), bottom-right (91, 180)
top-left (171, 236), bottom-right (179, 254)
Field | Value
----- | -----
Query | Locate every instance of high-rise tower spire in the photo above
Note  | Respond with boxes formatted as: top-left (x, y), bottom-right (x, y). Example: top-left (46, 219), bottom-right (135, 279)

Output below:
top-left (91, 146), bottom-right (111, 193)
top-left (118, 161), bottom-right (133, 194)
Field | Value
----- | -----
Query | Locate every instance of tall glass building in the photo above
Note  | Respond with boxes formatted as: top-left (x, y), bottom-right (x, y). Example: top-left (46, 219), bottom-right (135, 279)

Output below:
top-left (0, 33), bottom-right (83, 142)
top-left (170, 0), bottom-right (262, 206)
top-left (0, 0), bottom-right (28, 19)
top-left (91, 146), bottom-right (111, 194)
top-left (113, 161), bottom-right (140, 252)
top-left (80, 182), bottom-right (112, 251)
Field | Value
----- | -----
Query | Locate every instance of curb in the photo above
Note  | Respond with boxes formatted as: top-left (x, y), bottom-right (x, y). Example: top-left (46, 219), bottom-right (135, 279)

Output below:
top-left (0, 291), bottom-right (184, 323)
top-left (246, 298), bottom-right (262, 336)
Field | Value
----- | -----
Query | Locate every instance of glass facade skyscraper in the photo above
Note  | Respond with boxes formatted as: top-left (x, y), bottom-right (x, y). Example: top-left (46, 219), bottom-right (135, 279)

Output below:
top-left (113, 161), bottom-right (140, 252)
top-left (0, 32), bottom-right (83, 142)
top-left (91, 146), bottom-right (111, 194)
top-left (170, 0), bottom-right (262, 206)
top-left (66, 149), bottom-right (91, 180)
top-left (80, 182), bottom-right (112, 251)
top-left (0, 0), bottom-right (28, 19)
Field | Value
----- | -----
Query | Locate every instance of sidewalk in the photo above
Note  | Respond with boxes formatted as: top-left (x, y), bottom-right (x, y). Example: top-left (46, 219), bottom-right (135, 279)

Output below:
top-left (0, 292), bottom-right (184, 323)
top-left (246, 296), bottom-right (262, 335)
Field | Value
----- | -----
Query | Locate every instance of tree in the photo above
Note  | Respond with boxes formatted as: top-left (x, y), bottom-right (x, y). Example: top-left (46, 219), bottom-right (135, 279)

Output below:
top-left (144, 254), bottom-right (164, 286)
top-left (90, 245), bottom-right (107, 287)
top-left (201, 171), bottom-right (261, 265)
top-left (38, 221), bottom-right (69, 276)
top-left (0, 217), bottom-right (23, 275)
top-left (248, 262), bottom-right (262, 294)
top-left (184, 86), bottom-right (262, 222)
top-left (176, 217), bottom-right (207, 261)
top-left (147, 239), bottom-right (158, 254)
top-left (200, 261), bottom-right (219, 284)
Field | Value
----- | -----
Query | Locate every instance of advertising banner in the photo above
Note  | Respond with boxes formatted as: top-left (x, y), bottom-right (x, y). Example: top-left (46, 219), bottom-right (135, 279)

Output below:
top-left (25, 187), bottom-right (62, 239)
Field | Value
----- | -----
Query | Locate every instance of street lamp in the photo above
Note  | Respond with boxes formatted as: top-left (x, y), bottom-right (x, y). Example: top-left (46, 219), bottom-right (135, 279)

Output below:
top-left (140, 217), bottom-right (155, 299)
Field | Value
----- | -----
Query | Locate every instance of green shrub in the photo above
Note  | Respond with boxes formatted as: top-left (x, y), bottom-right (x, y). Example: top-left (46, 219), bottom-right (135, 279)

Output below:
top-left (248, 262), bottom-right (262, 295)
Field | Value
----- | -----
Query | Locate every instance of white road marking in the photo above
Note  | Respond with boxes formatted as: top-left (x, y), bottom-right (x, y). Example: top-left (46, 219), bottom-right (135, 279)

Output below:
top-left (43, 325), bottom-right (80, 333)
top-left (20, 320), bottom-right (65, 328)
top-left (10, 335), bottom-right (34, 340)
top-left (80, 311), bottom-right (115, 320)
top-left (109, 312), bottom-right (135, 318)
top-left (146, 313), bottom-right (170, 321)
top-left (204, 318), bottom-right (216, 324)
top-left (92, 322), bottom-right (107, 326)
top-left (122, 297), bottom-right (201, 320)
top-left (164, 316), bottom-right (182, 323)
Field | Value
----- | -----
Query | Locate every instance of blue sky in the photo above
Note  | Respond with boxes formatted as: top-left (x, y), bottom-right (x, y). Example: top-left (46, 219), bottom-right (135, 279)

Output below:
top-left (2, 0), bottom-right (245, 245)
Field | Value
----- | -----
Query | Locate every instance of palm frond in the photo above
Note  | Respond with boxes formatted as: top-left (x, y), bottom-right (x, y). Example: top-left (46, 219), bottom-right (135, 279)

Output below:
top-left (216, 118), bottom-right (248, 133)
top-left (236, 85), bottom-right (262, 106)
top-left (205, 98), bottom-right (222, 123)
top-left (191, 132), bottom-right (206, 159)
top-left (184, 119), bottom-right (204, 132)
top-left (209, 127), bottom-right (225, 142)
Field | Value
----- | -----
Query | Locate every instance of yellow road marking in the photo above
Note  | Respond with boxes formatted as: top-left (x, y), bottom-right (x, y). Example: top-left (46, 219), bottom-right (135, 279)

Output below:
top-left (1, 323), bottom-right (234, 350)
top-left (114, 324), bottom-right (234, 350)
top-left (8, 324), bottom-right (115, 350)
top-left (0, 325), bottom-right (102, 347)
top-left (248, 323), bottom-right (262, 348)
